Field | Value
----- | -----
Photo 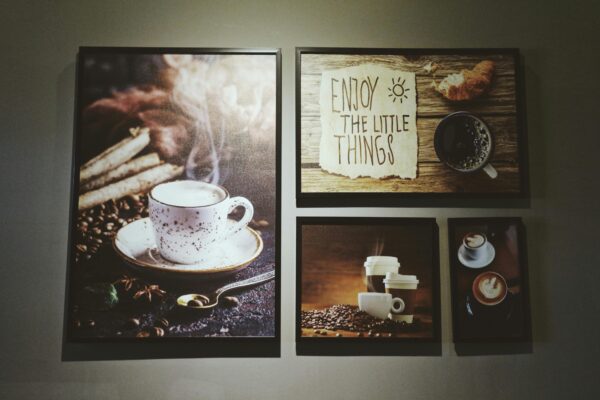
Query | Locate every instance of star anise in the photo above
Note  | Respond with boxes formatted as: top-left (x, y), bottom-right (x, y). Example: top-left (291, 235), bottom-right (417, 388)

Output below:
top-left (112, 275), bottom-right (139, 292)
top-left (133, 285), bottom-right (166, 303)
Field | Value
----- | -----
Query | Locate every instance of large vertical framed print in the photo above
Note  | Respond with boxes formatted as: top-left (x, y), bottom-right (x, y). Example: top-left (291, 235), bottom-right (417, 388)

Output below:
top-left (64, 47), bottom-right (280, 358)
top-left (296, 48), bottom-right (528, 206)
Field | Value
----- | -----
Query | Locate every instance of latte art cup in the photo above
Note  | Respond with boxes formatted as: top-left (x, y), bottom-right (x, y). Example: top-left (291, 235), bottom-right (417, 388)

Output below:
top-left (364, 256), bottom-right (401, 293)
top-left (462, 232), bottom-right (488, 261)
top-left (384, 272), bottom-right (419, 323)
top-left (148, 180), bottom-right (253, 264)
top-left (472, 271), bottom-right (507, 306)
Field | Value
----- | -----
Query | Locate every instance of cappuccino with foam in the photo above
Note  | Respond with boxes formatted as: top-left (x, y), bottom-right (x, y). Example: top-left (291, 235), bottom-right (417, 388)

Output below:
top-left (149, 180), bottom-right (253, 264)
top-left (472, 271), bottom-right (507, 306)
top-left (151, 180), bottom-right (226, 207)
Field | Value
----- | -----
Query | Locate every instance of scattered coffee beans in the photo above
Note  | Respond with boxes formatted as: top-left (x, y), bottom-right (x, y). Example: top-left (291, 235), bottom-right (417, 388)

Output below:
top-left (75, 196), bottom-right (149, 263)
top-left (301, 304), bottom-right (422, 334)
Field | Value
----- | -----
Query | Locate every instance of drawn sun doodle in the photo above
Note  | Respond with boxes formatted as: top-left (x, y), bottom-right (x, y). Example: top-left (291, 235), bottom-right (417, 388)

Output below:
top-left (388, 77), bottom-right (410, 103)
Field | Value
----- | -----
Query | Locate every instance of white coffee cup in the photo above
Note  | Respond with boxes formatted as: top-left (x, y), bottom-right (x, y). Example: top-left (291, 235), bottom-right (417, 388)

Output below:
top-left (462, 232), bottom-right (488, 260)
top-left (148, 180), bottom-right (253, 264)
top-left (358, 292), bottom-right (404, 320)
top-left (364, 256), bottom-right (400, 293)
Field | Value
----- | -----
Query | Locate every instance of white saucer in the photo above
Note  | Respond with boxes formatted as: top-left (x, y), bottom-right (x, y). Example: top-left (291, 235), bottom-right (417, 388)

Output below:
top-left (113, 218), bottom-right (263, 279)
top-left (457, 242), bottom-right (495, 269)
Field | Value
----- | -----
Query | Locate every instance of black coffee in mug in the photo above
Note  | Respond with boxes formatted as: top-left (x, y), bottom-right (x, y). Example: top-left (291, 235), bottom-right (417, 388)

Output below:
top-left (434, 112), bottom-right (493, 172)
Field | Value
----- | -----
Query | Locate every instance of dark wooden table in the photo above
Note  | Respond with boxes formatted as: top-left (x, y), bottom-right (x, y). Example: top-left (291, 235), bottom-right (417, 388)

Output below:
top-left (300, 53), bottom-right (521, 193)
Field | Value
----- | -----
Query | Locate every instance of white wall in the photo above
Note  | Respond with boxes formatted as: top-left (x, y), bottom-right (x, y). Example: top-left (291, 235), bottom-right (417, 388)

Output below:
top-left (1, 0), bottom-right (599, 399)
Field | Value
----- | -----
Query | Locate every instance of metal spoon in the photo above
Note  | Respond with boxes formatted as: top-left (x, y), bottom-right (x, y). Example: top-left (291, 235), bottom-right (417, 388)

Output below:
top-left (176, 270), bottom-right (275, 310)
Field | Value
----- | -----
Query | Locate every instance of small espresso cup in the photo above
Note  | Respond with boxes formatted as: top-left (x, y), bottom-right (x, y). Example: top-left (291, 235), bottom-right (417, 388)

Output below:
top-left (148, 180), bottom-right (253, 264)
top-left (358, 292), bottom-right (403, 320)
top-left (462, 232), bottom-right (488, 261)
top-left (384, 272), bottom-right (419, 324)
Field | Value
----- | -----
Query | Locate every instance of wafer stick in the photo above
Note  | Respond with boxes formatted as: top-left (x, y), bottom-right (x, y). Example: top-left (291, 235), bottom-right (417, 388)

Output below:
top-left (79, 153), bottom-right (161, 193)
top-left (79, 127), bottom-right (150, 183)
top-left (78, 163), bottom-right (184, 210)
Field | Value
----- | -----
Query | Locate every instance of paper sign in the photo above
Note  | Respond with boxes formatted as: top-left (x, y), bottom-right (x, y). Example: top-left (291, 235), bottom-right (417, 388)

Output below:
top-left (319, 64), bottom-right (417, 179)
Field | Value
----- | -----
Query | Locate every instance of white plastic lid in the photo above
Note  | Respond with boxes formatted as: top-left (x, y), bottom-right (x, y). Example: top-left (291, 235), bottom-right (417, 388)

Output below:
top-left (364, 256), bottom-right (400, 270)
top-left (383, 272), bottom-right (419, 284)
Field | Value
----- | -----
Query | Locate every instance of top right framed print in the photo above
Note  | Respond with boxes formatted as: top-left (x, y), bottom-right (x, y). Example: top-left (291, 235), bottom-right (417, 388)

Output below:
top-left (296, 48), bottom-right (528, 207)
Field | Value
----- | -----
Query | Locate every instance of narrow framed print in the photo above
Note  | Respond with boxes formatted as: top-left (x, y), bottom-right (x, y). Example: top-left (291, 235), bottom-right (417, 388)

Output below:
top-left (296, 48), bottom-right (528, 207)
top-left (448, 218), bottom-right (532, 348)
top-left (296, 217), bottom-right (441, 356)
top-left (63, 47), bottom-right (280, 359)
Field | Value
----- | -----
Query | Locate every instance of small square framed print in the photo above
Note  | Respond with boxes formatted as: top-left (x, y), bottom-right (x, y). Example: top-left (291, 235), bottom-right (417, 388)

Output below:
top-left (296, 217), bottom-right (441, 356)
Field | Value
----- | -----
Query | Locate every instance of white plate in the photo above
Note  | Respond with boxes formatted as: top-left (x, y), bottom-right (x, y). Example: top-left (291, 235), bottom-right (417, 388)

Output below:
top-left (113, 218), bottom-right (263, 279)
top-left (457, 242), bottom-right (496, 269)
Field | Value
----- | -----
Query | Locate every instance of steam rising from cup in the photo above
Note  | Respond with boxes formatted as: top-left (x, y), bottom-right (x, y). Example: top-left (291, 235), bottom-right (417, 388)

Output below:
top-left (166, 55), bottom-right (276, 185)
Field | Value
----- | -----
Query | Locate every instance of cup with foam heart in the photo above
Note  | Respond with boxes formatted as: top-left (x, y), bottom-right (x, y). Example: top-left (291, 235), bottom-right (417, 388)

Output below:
top-left (462, 232), bottom-right (488, 261)
top-left (472, 271), bottom-right (507, 306)
top-left (357, 292), bottom-right (404, 320)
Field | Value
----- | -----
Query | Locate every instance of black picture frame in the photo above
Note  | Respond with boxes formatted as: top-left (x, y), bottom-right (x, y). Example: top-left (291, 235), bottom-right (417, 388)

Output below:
top-left (448, 217), bottom-right (532, 354)
top-left (296, 47), bottom-right (530, 208)
top-left (62, 47), bottom-right (281, 359)
top-left (296, 217), bottom-right (441, 356)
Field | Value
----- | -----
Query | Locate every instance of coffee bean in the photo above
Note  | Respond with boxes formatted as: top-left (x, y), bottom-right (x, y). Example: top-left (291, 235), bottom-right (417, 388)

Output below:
top-left (187, 299), bottom-right (204, 307)
top-left (76, 244), bottom-right (87, 252)
top-left (136, 331), bottom-right (150, 338)
top-left (127, 318), bottom-right (140, 328)
top-left (156, 318), bottom-right (169, 328)
top-left (223, 296), bottom-right (240, 307)
top-left (257, 219), bottom-right (269, 227)
top-left (152, 327), bottom-right (165, 337)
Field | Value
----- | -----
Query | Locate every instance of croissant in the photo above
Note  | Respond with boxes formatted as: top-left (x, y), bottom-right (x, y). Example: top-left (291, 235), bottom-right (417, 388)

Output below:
top-left (434, 60), bottom-right (495, 101)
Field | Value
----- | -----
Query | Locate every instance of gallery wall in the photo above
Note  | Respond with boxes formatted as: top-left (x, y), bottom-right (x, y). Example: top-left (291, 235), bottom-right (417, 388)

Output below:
top-left (1, 0), bottom-right (599, 399)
